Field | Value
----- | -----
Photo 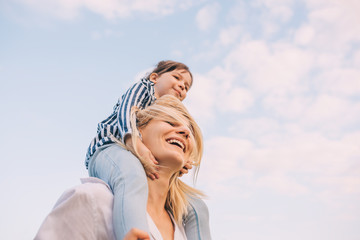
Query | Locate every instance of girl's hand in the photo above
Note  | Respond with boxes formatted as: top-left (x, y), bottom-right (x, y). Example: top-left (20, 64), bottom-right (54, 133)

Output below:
top-left (138, 144), bottom-right (160, 180)
top-left (123, 228), bottom-right (150, 240)
top-left (179, 160), bottom-right (193, 177)
top-left (125, 135), bottom-right (160, 180)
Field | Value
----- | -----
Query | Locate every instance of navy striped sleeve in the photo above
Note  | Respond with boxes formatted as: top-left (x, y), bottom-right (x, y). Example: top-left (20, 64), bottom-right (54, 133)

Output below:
top-left (117, 80), bottom-right (149, 143)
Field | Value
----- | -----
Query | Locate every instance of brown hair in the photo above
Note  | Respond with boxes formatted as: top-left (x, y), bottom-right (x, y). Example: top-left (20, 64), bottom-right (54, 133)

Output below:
top-left (146, 60), bottom-right (193, 88)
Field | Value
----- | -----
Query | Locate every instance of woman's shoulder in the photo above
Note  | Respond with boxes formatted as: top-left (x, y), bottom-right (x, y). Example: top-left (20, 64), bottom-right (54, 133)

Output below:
top-left (35, 178), bottom-right (115, 240)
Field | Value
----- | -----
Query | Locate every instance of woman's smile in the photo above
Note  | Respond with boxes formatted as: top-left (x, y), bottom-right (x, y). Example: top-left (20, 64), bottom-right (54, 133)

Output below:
top-left (140, 119), bottom-right (193, 170)
top-left (166, 137), bottom-right (186, 152)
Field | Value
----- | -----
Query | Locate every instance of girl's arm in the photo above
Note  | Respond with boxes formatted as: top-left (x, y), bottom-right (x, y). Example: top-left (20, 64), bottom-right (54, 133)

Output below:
top-left (117, 79), bottom-right (154, 143)
top-left (117, 79), bottom-right (159, 179)
top-left (124, 134), bottom-right (160, 180)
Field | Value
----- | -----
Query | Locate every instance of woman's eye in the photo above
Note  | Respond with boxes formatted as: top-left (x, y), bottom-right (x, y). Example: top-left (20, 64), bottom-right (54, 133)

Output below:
top-left (166, 121), bottom-right (175, 126)
top-left (174, 75), bottom-right (179, 80)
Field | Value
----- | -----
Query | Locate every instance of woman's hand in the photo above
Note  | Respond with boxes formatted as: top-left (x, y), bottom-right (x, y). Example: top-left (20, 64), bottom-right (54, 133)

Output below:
top-left (123, 228), bottom-right (150, 240)
top-left (125, 135), bottom-right (160, 180)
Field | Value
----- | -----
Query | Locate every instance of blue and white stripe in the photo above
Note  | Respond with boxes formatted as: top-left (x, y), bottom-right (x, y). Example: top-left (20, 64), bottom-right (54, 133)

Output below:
top-left (85, 78), bottom-right (156, 169)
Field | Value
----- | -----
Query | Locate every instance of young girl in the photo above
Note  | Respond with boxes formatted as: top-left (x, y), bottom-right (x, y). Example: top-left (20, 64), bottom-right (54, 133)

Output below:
top-left (85, 60), bottom-right (211, 240)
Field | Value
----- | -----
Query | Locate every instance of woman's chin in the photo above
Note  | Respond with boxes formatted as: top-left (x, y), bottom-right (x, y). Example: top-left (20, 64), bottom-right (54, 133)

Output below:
top-left (158, 154), bottom-right (185, 171)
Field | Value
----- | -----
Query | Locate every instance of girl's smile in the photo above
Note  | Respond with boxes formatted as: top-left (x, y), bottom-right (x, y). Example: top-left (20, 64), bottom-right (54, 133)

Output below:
top-left (150, 69), bottom-right (192, 101)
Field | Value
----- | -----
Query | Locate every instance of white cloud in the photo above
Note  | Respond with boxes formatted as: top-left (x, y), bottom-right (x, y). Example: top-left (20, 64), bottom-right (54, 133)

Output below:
top-left (304, 0), bottom-right (360, 52)
top-left (262, 93), bottom-right (360, 136)
top-left (314, 52), bottom-right (343, 70)
top-left (225, 40), bottom-right (314, 94)
top-left (354, 50), bottom-right (360, 67)
top-left (12, 0), bottom-right (195, 20)
top-left (300, 95), bottom-right (360, 133)
top-left (261, 0), bottom-right (293, 22)
top-left (255, 174), bottom-right (309, 196)
top-left (227, 1), bottom-right (247, 23)
top-left (218, 25), bottom-right (242, 46)
top-left (195, 2), bottom-right (220, 31)
top-left (185, 73), bottom-right (218, 123)
top-left (314, 68), bottom-right (360, 97)
top-left (190, 0), bottom-right (360, 209)
top-left (262, 21), bottom-right (280, 37)
top-left (271, 5), bottom-right (293, 22)
top-left (216, 87), bottom-right (254, 113)
top-left (229, 117), bottom-right (281, 138)
top-left (186, 66), bottom-right (254, 119)
top-left (251, 0), bottom-right (294, 38)
top-left (316, 176), bottom-right (360, 195)
top-left (200, 136), bottom-right (253, 182)
top-left (263, 94), bottom-right (310, 120)
top-left (199, 129), bottom-right (360, 199)
top-left (294, 25), bottom-right (315, 46)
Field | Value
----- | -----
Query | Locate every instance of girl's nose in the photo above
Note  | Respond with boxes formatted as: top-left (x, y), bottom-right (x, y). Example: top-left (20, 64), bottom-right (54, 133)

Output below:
top-left (179, 81), bottom-right (185, 91)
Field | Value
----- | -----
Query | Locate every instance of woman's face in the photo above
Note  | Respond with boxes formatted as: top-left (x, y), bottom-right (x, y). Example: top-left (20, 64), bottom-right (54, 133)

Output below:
top-left (139, 117), bottom-right (194, 171)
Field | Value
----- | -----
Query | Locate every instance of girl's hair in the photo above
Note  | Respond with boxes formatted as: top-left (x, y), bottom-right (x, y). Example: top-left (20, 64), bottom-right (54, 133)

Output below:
top-left (129, 95), bottom-right (204, 223)
top-left (145, 60), bottom-right (194, 88)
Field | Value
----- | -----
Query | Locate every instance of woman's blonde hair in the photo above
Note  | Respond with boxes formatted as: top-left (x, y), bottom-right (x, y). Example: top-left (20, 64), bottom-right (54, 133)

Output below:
top-left (129, 95), bottom-right (204, 223)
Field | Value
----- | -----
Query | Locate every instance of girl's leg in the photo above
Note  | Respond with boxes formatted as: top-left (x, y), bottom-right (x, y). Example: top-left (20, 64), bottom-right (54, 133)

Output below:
top-left (88, 144), bottom-right (149, 240)
top-left (183, 197), bottom-right (212, 240)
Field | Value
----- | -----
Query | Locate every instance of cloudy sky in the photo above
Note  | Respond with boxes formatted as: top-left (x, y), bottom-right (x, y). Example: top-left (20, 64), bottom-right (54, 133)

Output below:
top-left (1, 0), bottom-right (360, 239)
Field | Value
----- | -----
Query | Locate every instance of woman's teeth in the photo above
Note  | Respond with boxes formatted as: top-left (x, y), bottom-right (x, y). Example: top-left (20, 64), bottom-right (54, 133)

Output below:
top-left (166, 139), bottom-right (185, 151)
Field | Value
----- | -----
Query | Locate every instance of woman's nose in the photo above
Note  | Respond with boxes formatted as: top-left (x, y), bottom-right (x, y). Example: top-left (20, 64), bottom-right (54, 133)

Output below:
top-left (177, 125), bottom-right (190, 138)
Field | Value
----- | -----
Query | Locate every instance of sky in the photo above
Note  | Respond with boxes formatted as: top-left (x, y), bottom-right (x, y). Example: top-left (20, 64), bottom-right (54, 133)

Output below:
top-left (1, 0), bottom-right (360, 239)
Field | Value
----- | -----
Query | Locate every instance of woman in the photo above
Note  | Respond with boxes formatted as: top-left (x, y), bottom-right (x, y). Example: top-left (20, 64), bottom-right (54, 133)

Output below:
top-left (35, 95), bottom-right (211, 240)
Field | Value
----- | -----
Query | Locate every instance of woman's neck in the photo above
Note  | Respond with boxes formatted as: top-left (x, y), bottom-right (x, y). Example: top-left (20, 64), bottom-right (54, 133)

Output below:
top-left (147, 172), bottom-right (170, 215)
top-left (146, 166), bottom-right (176, 240)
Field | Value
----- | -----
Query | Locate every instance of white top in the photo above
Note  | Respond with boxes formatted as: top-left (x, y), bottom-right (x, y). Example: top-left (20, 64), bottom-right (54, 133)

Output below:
top-left (35, 177), bottom-right (187, 240)
top-left (147, 212), bottom-right (187, 240)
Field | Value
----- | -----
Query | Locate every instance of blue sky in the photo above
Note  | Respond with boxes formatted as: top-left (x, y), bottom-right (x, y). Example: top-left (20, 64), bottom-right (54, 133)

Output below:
top-left (1, 0), bottom-right (360, 239)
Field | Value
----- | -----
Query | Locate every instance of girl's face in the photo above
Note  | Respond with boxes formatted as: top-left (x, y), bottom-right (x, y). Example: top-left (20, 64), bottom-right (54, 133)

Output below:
top-left (139, 117), bottom-right (194, 171)
top-left (150, 69), bottom-right (192, 101)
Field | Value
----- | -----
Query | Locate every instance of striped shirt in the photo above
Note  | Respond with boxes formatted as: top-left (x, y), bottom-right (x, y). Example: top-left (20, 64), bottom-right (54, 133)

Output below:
top-left (85, 78), bottom-right (156, 169)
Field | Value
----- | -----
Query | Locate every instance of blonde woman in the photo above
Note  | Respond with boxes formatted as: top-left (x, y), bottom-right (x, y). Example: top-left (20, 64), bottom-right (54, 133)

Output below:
top-left (35, 95), bottom-right (211, 240)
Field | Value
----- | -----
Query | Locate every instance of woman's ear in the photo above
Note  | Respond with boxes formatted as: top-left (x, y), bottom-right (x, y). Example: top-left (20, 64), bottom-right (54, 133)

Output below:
top-left (149, 73), bottom-right (158, 83)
